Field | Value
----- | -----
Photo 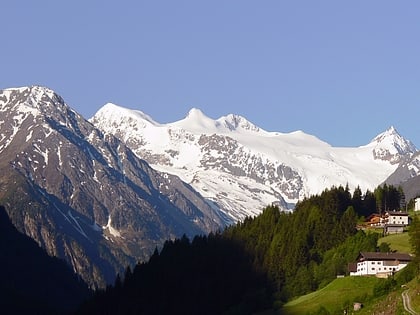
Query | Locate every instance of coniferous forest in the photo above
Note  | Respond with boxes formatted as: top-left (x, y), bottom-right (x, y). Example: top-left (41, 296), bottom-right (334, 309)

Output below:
top-left (76, 185), bottom-right (406, 314)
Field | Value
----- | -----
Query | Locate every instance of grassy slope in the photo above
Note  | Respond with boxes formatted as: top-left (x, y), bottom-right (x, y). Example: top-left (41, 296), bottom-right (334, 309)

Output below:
top-left (282, 277), bottom-right (381, 314)
top-left (378, 232), bottom-right (412, 253)
top-left (405, 277), bottom-right (420, 313)
top-left (268, 212), bottom-right (418, 315)
top-left (281, 231), bottom-right (415, 314)
top-left (281, 276), bottom-right (419, 315)
top-left (359, 276), bottom-right (420, 315)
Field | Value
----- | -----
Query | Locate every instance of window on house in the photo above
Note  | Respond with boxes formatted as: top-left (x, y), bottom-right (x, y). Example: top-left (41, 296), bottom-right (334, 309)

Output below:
top-left (372, 268), bottom-right (375, 270)
top-left (372, 262), bottom-right (375, 264)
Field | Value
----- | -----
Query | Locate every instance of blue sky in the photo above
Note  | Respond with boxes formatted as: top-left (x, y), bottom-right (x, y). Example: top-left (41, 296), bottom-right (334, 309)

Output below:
top-left (1, 1), bottom-right (419, 147)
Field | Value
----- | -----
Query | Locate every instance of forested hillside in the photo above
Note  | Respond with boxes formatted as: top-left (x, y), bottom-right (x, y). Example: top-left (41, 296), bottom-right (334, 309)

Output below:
top-left (0, 205), bottom-right (90, 314)
top-left (224, 185), bottom-right (375, 300)
top-left (77, 185), bottom-right (405, 314)
top-left (78, 233), bottom-right (273, 315)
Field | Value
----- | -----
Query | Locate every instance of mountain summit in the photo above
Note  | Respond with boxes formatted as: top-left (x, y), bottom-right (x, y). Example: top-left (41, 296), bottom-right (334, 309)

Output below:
top-left (366, 126), bottom-right (417, 164)
top-left (0, 86), bottom-right (226, 288)
top-left (172, 108), bottom-right (221, 132)
top-left (92, 105), bottom-right (419, 222)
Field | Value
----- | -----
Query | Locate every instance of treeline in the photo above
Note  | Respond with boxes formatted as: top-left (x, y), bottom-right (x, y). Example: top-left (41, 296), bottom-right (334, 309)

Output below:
top-left (350, 183), bottom-right (405, 217)
top-left (77, 185), bottom-right (405, 314)
top-left (224, 185), bottom-right (379, 301)
top-left (77, 233), bottom-right (274, 315)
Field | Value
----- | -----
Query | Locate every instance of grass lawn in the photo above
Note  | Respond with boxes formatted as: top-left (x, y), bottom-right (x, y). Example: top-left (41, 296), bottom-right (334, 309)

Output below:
top-left (407, 277), bottom-right (420, 313)
top-left (378, 232), bottom-right (411, 253)
top-left (282, 276), bottom-right (382, 315)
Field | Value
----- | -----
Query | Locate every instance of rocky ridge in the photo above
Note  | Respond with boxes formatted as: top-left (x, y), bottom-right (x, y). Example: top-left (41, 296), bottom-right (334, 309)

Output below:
top-left (0, 86), bottom-right (226, 288)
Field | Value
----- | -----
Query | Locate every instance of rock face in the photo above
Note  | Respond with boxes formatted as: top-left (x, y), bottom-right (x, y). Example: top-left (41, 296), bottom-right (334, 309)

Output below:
top-left (91, 104), bottom-right (418, 222)
top-left (367, 126), bottom-right (417, 165)
top-left (0, 86), bottom-right (226, 288)
top-left (386, 152), bottom-right (420, 199)
top-left (0, 205), bottom-right (90, 313)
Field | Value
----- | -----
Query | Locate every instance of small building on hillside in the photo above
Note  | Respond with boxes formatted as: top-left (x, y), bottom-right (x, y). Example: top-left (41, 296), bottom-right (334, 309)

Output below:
top-left (385, 211), bottom-right (409, 226)
top-left (415, 198), bottom-right (420, 211)
top-left (384, 224), bottom-right (405, 235)
top-left (365, 211), bottom-right (410, 233)
top-left (366, 213), bottom-right (384, 227)
top-left (349, 252), bottom-right (412, 277)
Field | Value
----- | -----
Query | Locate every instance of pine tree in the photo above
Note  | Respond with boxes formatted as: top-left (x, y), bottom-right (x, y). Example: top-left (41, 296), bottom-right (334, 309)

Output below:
top-left (352, 186), bottom-right (363, 214)
top-left (340, 206), bottom-right (357, 238)
top-left (399, 187), bottom-right (407, 211)
top-left (375, 186), bottom-right (385, 214)
top-left (363, 189), bottom-right (376, 215)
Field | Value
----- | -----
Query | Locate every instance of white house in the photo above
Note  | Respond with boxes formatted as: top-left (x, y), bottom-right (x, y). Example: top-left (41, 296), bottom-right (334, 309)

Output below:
top-left (385, 211), bottom-right (409, 226)
top-left (415, 198), bottom-right (420, 211)
top-left (349, 252), bottom-right (412, 277)
top-left (366, 211), bottom-right (409, 229)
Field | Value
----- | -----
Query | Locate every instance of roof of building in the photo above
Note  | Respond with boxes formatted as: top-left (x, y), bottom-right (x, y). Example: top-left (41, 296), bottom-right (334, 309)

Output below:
top-left (358, 252), bottom-right (412, 262)
top-left (387, 211), bottom-right (409, 216)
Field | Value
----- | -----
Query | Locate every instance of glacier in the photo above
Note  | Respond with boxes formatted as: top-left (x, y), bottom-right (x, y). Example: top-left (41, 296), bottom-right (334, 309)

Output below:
top-left (91, 103), bottom-right (418, 222)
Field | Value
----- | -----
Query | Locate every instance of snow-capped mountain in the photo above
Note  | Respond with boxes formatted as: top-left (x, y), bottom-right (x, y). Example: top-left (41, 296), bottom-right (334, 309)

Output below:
top-left (91, 104), bottom-right (418, 222)
top-left (365, 126), bottom-right (417, 164)
top-left (0, 86), bottom-right (226, 288)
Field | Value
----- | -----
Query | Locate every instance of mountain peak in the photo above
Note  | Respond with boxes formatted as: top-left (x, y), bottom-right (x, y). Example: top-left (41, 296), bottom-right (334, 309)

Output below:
top-left (29, 84), bottom-right (57, 95)
top-left (368, 126), bottom-right (417, 164)
top-left (5, 85), bottom-right (60, 101)
top-left (218, 114), bottom-right (261, 133)
top-left (171, 108), bottom-right (219, 131)
top-left (377, 126), bottom-right (399, 138)
top-left (176, 109), bottom-right (264, 134)
top-left (387, 125), bottom-right (397, 133)
top-left (94, 103), bottom-right (159, 127)
top-left (371, 126), bottom-right (414, 147)
top-left (186, 107), bottom-right (206, 118)
top-left (0, 85), bottom-right (69, 119)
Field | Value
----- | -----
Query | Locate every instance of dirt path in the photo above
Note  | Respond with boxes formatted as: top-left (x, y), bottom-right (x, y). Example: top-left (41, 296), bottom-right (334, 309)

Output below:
top-left (402, 290), bottom-right (418, 315)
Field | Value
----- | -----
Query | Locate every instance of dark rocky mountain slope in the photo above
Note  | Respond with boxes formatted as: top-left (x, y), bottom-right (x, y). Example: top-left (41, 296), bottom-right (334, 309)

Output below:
top-left (385, 151), bottom-right (420, 199)
top-left (0, 205), bottom-right (90, 314)
top-left (0, 86), bottom-right (226, 288)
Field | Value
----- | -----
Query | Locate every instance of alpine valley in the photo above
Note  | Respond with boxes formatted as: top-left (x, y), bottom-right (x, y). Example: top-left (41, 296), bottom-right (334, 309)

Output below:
top-left (1, 85), bottom-right (420, 290)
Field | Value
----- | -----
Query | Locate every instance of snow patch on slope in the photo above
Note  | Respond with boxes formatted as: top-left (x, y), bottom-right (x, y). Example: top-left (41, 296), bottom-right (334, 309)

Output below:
top-left (103, 215), bottom-right (121, 238)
